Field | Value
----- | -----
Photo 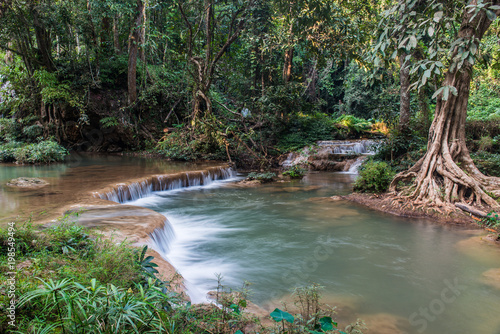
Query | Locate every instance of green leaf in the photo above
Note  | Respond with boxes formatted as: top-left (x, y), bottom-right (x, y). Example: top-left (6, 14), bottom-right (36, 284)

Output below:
top-left (408, 35), bottom-right (417, 50)
top-left (433, 11), bottom-right (443, 22)
top-left (428, 26), bottom-right (435, 37)
top-left (270, 308), bottom-right (295, 324)
top-left (443, 86), bottom-right (450, 101)
top-left (319, 316), bottom-right (337, 331)
top-left (432, 86), bottom-right (445, 99)
top-left (486, 10), bottom-right (497, 21)
top-left (489, 5), bottom-right (500, 10)
top-left (470, 43), bottom-right (478, 55)
top-left (235, 331), bottom-right (244, 334)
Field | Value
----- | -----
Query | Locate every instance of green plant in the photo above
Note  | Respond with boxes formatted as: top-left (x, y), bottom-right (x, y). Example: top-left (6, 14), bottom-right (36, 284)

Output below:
top-left (99, 116), bottom-right (119, 129)
top-left (135, 245), bottom-right (159, 278)
top-left (480, 211), bottom-right (500, 229)
top-left (11, 140), bottom-right (68, 164)
top-left (471, 152), bottom-right (500, 177)
top-left (354, 160), bottom-right (395, 193)
top-left (283, 165), bottom-right (307, 179)
top-left (246, 172), bottom-right (276, 183)
top-left (270, 308), bottom-right (295, 333)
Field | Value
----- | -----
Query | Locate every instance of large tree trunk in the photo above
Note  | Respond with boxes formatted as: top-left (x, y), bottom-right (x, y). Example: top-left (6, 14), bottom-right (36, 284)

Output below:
top-left (390, 1), bottom-right (500, 210)
top-left (128, 0), bottom-right (144, 105)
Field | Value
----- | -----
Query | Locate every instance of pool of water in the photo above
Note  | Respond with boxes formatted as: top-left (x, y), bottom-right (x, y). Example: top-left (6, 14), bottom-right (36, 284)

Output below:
top-left (0, 153), bottom-right (218, 224)
top-left (129, 172), bottom-right (500, 334)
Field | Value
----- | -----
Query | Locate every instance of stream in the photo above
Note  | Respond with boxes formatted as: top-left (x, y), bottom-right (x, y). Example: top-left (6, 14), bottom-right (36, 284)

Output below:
top-left (1, 154), bottom-right (500, 333)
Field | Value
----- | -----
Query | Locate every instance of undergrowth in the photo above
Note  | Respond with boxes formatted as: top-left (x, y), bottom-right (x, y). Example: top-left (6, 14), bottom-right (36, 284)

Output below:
top-left (1, 216), bottom-right (367, 333)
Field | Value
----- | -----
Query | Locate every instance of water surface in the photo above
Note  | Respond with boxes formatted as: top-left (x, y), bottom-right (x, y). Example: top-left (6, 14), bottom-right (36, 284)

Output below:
top-left (130, 172), bottom-right (500, 334)
top-left (0, 153), bottom-right (218, 224)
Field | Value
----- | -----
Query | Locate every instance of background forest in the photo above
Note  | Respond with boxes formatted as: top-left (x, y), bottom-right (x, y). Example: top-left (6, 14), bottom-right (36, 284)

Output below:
top-left (0, 0), bottom-right (499, 171)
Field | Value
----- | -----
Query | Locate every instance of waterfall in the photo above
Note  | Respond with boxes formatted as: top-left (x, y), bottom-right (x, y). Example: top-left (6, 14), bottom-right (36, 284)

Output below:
top-left (317, 140), bottom-right (378, 155)
top-left (346, 156), bottom-right (367, 174)
top-left (95, 166), bottom-right (236, 204)
top-left (149, 219), bottom-right (176, 255)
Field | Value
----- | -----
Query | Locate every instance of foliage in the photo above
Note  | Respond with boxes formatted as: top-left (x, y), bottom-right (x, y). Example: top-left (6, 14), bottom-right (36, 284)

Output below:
top-left (354, 160), bottom-right (395, 193)
top-left (268, 284), bottom-right (366, 334)
top-left (479, 211), bottom-right (500, 229)
top-left (283, 165), bottom-right (308, 179)
top-left (247, 172), bottom-right (276, 183)
top-left (467, 82), bottom-right (500, 121)
top-left (334, 114), bottom-right (372, 137)
top-left (375, 127), bottom-right (427, 168)
top-left (471, 152), bottom-right (500, 177)
top-left (8, 140), bottom-right (68, 164)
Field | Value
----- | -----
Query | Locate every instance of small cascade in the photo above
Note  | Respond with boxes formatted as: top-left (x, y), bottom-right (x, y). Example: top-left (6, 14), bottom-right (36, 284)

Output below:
top-left (95, 166), bottom-right (235, 204)
top-left (345, 156), bottom-right (367, 174)
top-left (317, 140), bottom-right (378, 155)
top-left (150, 219), bottom-right (176, 254)
top-left (282, 152), bottom-right (297, 168)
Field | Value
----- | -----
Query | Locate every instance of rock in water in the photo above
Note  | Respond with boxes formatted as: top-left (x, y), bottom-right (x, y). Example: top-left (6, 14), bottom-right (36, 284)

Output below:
top-left (6, 177), bottom-right (49, 188)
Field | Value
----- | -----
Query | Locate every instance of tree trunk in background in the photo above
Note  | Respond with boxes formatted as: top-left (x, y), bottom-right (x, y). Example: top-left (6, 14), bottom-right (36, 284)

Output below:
top-left (418, 86), bottom-right (431, 133)
top-left (398, 55), bottom-right (411, 131)
top-left (113, 15), bottom-right (121, 54)
top-left (5, 42), bottom-right (13, 63)
top-left (128, 0), bottom-right (144, 105)
top-left (140, 2), bottom-right (146, 62)
top-left (101, 16), bottom-right (111, 54)
top-left (390, 1), bottom-right (500, 210)
top-left (33, 8), bottom-right (54, 71)
top-left (283, 48), bottom-right (293, 83)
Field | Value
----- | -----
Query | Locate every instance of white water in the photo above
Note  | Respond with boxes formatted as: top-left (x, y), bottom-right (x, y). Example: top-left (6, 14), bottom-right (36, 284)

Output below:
top-left (96, 167), bottom-right (236, 203)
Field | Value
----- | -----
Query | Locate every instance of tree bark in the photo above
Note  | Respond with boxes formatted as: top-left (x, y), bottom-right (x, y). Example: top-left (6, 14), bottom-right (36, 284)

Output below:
top-left (390, 1), bottom-right (500, 210)
top-left (283, 48), bottom-right (293, 83)
top-left (113, 15), bottom-right (121, 54)
top-left (33, 7), bottom-right (54, 72)
top-left (128, 0), bottom-right (144, 105)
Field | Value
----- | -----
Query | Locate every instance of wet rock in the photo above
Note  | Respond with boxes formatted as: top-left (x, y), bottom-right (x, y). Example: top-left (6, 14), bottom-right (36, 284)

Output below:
top-left (6, 177), bottom-right (49, 188)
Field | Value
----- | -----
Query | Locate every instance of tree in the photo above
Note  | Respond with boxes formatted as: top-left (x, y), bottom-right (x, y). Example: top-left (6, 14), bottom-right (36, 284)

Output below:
top-left (385, 0), bottom-right (500, 210)
top-left (128, 0), bottom-right (144, 105)
top-left (177, 0), bottom-right (252, 125)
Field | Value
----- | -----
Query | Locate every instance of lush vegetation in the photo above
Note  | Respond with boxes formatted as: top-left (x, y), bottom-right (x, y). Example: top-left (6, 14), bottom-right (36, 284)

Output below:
top-left (0, 118), bottom-right (67, 163)
top-left (1, 218), bottom-right (366, 333)
top-left (353, 160), bottom-right (395, 193)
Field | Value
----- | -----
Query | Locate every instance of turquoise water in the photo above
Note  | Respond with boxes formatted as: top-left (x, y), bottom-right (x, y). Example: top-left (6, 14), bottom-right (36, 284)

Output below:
top-left (130, 172), bottom-right (500, 334)
top-left (2, 155), bottom-right (500, 333)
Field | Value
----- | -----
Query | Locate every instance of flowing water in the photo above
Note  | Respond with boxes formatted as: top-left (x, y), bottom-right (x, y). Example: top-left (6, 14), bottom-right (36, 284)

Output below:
top-left (128, 172), bottom-right (500, 334)
top-left (0, 153), bottom-right (220, 224)
top-left (2, 155), bottom-right (500, 333)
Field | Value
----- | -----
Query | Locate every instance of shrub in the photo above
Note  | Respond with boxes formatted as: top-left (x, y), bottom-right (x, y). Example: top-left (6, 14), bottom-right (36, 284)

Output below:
top-left (0, 141), bottom-right (23, 162)
top-left (471, 152), bottom-right (500, 177)
top-left (12, 140), bottom-right (68, 164)
top-left (354, 160), bottom-right (395, 193)
top-left (0, 118), bottom-right (20, 142)
top-left (246, 172), bottom-right (276, 182)
top-left (283, 165), bottom-right (307, 179)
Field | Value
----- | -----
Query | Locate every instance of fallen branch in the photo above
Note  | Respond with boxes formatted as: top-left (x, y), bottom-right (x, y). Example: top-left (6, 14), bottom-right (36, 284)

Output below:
top-left (455, 203), bottom-right (488, 219)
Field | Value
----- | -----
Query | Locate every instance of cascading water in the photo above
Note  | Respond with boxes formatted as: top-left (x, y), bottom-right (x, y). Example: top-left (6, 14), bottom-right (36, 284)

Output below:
top-left (95, 166), bottom-right (236, 203)
top-left (317, 140), bottom-right (378, 155)
top-left (93, 165), bottom-right (238, 284)
top-left (149, 220), bottom-right (176, 254)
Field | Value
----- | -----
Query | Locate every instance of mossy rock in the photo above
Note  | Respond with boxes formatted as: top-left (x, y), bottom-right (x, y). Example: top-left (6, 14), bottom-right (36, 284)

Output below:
top-left (6, 177), bottom-right (49, 188)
